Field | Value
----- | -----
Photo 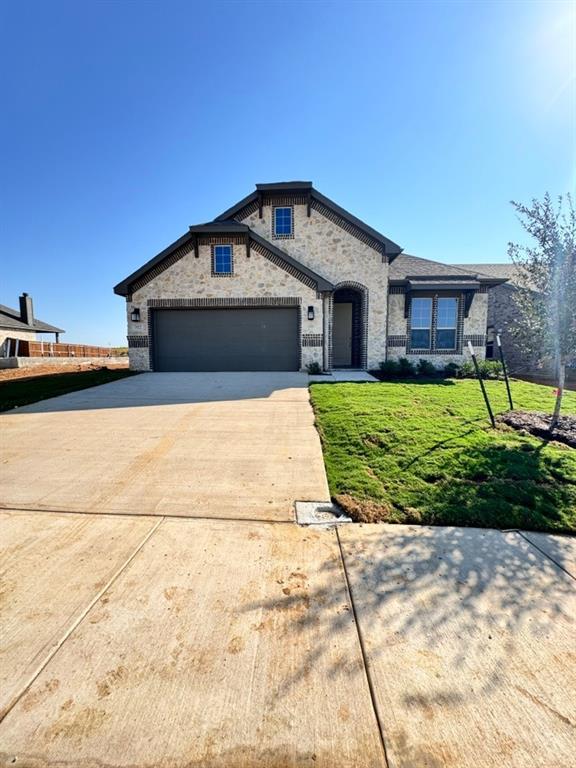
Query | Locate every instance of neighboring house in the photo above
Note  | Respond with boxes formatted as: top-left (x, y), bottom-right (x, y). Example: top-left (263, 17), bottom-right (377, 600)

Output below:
top-left (0, 293), bottom-right (64, 350)
top-left (114, 182), bottom-right (506, 372)
top-left (452, 263), bottom-right (537, 373)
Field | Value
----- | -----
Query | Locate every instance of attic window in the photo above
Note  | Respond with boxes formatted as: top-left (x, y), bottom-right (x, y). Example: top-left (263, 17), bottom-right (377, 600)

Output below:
top-left (212, 244), bottom-right (233, 276)
top-left (273, 207), bottom-right (293, 239)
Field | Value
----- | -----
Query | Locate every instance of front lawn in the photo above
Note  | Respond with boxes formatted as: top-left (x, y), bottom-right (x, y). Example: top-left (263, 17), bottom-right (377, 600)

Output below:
top-left (310, 379), bottom-right (576, 533)
top-left (0, 368), bottom-right (136, 412)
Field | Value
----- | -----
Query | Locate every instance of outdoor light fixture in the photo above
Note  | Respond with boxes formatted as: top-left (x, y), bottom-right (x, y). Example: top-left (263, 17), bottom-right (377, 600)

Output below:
top-left (130, 308), bottom-right (141, 322)
top-left (307, 306), bottom-right (314, 321)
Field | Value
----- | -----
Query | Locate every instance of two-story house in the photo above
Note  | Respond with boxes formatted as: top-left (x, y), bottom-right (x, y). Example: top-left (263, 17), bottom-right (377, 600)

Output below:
top-left (114, 182), bottom-right (505, 372)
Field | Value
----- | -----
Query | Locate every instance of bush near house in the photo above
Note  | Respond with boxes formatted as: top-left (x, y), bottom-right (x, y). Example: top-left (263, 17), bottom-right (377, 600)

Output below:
top-left (310, 379), bottom-right (576, 533)
top-left (376, 358), bottom-right (504, 380)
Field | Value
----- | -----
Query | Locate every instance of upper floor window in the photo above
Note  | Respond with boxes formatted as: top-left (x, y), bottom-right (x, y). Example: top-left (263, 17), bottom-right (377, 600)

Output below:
top-left (273, 206), bottom-right (293, 238)
top-left (436, 297), bottom-right (458, 350)
top-left (410, 297), bottom-right (432, 349)
top-left (212, 244), bottom-right (233, 275)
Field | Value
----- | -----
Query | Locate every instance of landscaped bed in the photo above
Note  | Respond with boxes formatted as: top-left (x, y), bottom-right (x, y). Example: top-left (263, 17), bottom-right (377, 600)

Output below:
top-left (310, 379), bottom-right (576, 533)
top-left (0, 367), bottom-right (136, 412)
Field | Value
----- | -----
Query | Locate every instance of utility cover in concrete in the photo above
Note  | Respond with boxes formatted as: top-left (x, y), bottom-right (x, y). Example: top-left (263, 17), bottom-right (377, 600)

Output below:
top-left (295, 501), bottom-right (352, 525)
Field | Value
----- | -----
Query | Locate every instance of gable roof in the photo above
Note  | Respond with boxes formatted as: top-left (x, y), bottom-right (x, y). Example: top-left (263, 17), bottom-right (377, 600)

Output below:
top-left (113, 224), bottom-right (334, 297)
top-left (215, 182), bottom-right (403, 257)
top-left (389, 254), bottom-right (508, 286)
top-left (0, 303), bottom-right (64, 333)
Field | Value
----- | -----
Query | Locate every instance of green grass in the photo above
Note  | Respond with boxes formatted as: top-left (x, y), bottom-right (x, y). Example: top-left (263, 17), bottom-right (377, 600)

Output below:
top-left (0, 368), bottom-right (137, 412)
top-left (310, 379), bottom-right (576, 533)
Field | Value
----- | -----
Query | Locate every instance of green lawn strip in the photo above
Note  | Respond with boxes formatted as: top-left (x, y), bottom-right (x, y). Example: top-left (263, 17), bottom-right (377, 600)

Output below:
top-left (310, 379), bottom-right (576, 533)
top-left (0, 368), bottom-right (137, 412)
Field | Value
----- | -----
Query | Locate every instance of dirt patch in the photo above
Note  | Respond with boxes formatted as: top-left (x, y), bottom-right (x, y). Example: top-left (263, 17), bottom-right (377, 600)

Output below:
top-left (497, 411), bottom-right (576, 449)
top-left (335, 494), bottom-right (403, 524)
top-left (0, 362), bottom-right (128, 382)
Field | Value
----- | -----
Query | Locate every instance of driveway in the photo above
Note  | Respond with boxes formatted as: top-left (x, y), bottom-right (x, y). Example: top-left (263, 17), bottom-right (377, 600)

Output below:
top-left (0, 372), bottom-right (329, 520)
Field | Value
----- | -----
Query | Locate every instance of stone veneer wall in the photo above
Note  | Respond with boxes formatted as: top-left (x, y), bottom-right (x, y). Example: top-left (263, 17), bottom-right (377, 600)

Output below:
top-left (243, 204), bottom-right (389, 369)
top-left (386, 291), bottom-right (489, 365)
top-left (0, 328), bottom-right (36, 348)
top-left (127, 242), bottom-right (323, 371)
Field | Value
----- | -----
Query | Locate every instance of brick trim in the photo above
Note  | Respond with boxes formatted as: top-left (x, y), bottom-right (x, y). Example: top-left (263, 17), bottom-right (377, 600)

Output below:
top-left (127, 335), bottom-right (149, 348)
top-left (302, 333), bottom-right (323, 347)
top-left (201, 235), bottom-right (245, 245)
top-left (387, 335), bottom-right (407, 348)
top-left (463, 334), bottom-right (486, 347)
top-left (234, 195), bottom-right (383, 254)
top-left (130, 238), bottom-right (194, 293)
top-left (407, 293), bottom-right (463, 355)
top-left (148, 297), bottom-right (301, 309)
top-left (310, 199), bottom-right (383, 254)
top-left (329, 282), bottom-right (369, 370)
top-left (211, 244), bottom-right (234, 277)
top-left (249, 238), bottom-right (317, 290)
top-left (271, 205), bottom-right (295, 240)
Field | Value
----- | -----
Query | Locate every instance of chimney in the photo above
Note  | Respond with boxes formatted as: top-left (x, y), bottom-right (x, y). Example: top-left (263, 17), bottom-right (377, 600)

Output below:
top-left (19, 293), bottom-right (34, 326)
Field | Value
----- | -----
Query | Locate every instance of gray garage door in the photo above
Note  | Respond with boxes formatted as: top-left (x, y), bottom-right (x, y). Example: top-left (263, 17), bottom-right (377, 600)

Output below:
top-left (152, 308), bottom-right (300, 371)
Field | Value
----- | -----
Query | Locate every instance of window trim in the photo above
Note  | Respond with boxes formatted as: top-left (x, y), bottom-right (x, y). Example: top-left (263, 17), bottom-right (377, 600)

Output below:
top-left (272, 206), bottom-right (294, 239)
top-left (408, 293), bottom-right (461, 354)
top-left (211, 243), bottom-right (234, 276)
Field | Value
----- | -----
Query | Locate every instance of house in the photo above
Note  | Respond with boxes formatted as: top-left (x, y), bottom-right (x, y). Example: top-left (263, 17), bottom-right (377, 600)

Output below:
top-left (114, 182), bottom-right (507, 372)
top-left (0, 293), bottom-right (64, 350)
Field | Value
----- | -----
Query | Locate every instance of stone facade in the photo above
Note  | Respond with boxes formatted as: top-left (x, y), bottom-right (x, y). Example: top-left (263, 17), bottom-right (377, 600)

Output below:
top-left (243, 204), bottom-right (388, 369)
top-left (127, 239), bottom-right (323, 371)
top-left (386, 290), bottom-right (488, 366)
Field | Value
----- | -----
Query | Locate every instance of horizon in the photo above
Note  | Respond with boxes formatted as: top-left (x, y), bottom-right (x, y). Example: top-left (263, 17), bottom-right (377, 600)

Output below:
top-left (1, 0), bottom-right (573, 345)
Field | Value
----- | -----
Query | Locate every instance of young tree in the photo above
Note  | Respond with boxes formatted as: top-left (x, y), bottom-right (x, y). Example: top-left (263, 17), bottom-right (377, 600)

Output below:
top-left (508, 193), bottom-right (575, 428)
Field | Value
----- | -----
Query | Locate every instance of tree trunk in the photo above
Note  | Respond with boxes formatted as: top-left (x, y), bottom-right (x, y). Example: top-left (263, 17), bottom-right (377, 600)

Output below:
top-left (551, 358), bottom-right (565, 430)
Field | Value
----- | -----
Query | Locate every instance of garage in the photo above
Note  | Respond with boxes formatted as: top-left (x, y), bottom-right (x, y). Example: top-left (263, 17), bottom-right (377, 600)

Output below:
top-left (152, 307), bottom-right (300, 372)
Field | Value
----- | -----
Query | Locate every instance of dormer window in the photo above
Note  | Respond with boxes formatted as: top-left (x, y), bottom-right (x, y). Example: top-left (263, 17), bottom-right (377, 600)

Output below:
top-left (273, 206), bottom-right (293, 238)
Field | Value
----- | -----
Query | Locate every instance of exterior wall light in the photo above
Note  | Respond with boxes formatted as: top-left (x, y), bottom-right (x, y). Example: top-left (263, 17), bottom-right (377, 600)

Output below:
top-left (307, 306), bottom-right (315, 321)
top-left (130, 308), bottom-right (141, 322)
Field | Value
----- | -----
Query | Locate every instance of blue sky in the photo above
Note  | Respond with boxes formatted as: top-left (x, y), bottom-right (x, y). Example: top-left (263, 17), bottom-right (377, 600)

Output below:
top-left (1, 0), bottom-right (573, 345)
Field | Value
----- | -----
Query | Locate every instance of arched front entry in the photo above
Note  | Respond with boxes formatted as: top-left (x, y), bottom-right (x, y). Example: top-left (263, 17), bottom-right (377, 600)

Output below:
top-left (331, 283), bottom-right (368, 369)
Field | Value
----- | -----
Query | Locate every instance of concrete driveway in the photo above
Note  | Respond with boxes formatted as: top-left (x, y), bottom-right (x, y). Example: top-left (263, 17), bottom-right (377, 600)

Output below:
top-left (0, 372), bottom-right (329, 520)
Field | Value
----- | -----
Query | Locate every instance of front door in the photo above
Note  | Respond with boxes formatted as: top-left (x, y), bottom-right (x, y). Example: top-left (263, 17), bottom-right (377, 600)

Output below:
top-left (333, 302), bottom-right (353, 367)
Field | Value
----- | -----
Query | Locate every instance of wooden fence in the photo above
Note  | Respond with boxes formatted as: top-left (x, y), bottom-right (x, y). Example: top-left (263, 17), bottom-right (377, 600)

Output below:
top-left (3, 338), bottom-right (122, 358)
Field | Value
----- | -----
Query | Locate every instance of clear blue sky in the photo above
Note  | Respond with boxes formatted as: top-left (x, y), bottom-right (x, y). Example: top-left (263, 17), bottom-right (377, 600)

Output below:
top-left (1, 0), bottom-right (573, 345)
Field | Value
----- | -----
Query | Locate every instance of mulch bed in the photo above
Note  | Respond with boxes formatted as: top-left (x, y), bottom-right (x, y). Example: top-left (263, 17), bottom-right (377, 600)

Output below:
top-left (497, 410), bottom-right (576, 449)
